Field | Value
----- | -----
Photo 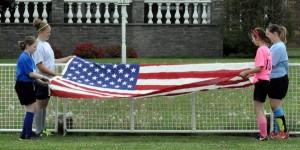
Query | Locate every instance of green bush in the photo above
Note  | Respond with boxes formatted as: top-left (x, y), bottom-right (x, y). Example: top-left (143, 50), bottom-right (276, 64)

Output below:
top-left (51, 44), bottom-right (63, 59)
top-left (73, 43), bottom-right (104, 59)
top-left (221, 0), bottom-right (296, 56)
top-left (106, 45), bottom-right (138, 58)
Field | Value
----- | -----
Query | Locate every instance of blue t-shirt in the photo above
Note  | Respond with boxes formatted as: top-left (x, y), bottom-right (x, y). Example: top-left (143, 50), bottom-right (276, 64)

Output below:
top-left (16, 51), bottom-right (36, 82)
top-left (270, 42), bottom-right (289, 79)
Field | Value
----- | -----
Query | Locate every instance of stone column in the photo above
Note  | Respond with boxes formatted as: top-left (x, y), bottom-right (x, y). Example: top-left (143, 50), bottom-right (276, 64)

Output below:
top-left (51, 0), bottom-right (64, 23)
top-left (131, 0), bottom-right (144, 23)
top-left (210, 0), bottom-right (224, 25)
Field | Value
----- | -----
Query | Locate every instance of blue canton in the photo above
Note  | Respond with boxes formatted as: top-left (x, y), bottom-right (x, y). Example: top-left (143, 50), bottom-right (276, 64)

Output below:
top-left (63, 57), bottom-right (140, 90)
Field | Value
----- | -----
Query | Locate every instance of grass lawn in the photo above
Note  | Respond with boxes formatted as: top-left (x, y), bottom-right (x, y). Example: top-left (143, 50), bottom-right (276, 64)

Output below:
top-left (1, 133), bottom-right (300, 150)
top-left (287, 48), bottom-right (300, 58)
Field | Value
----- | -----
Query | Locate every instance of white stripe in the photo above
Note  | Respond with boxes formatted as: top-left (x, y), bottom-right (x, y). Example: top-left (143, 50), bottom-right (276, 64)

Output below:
top-left (136, 78), bottom-right (214, 85)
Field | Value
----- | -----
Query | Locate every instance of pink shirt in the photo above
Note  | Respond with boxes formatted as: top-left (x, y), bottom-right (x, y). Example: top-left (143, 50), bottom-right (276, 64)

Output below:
top-left (253, 45), bottom-right (272, 83)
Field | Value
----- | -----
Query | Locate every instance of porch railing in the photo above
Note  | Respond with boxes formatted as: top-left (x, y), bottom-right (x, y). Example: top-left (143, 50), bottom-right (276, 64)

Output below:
top-left (64, 0), bottom-right (132, 24)
top-left (3, 0), bottom-right (52, 23)
top-left (1, 0), bottom-right (211, 24)
top-left (144, 0), bottom-right (211, 24)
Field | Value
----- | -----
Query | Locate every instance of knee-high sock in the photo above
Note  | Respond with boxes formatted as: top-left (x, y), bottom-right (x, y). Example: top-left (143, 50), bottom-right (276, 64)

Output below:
top-left (273, 117), bottom-right (279, 133)
top-left (257, 116), bottom-right (267, 137)
top-left (274, 108), bottom-right (287, 132)
top-left (21, 125), bottom-right (26, 137)
top-left (34, 108), bottom-right (43, 134)
top-left (42, 108), bottom-right (46, 130)
top-left (21, 116), bottom-right (27, 137)
top-left (24, 112), bottom-right (34, 137)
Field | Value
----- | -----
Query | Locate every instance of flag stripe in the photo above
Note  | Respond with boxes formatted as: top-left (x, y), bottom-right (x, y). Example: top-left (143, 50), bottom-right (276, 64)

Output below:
top-left (137, 70), bottom-right (243, 79)
top-left (139, 63), bottom-right (253, 73)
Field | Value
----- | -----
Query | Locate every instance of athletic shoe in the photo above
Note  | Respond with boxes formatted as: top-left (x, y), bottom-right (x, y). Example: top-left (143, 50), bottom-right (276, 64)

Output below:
top-left (253, 134), bottom-right (268, 141)
top-left (19, 134), bottom-right (40, 140)
top-left (259, 136), bottom-right (269, 141)
top-left (254, 134), bottom-right (260, 140)
top-left (275, 130), bottom-right (289, 139)
top-left (42, 129), bottom-right (54, 136)
top-left (268, 131), bottom-right (278, 139)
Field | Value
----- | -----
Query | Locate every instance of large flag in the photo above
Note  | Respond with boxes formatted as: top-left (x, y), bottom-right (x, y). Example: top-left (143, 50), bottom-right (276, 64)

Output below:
top-left (49, 57), bottom-right (254, 99)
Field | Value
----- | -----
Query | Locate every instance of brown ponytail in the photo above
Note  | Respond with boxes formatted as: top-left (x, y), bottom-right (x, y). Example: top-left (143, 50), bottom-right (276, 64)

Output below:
top-left (280, 26), bottom-right (287, 44)
top-left (252, 27), bottom-right (270, 44)
top-left (33, 18), bottom-right (49, 32)
top-left (267, 24), bottom-right (287, 44)
top-left (18, 36), bottom-right (36, 50)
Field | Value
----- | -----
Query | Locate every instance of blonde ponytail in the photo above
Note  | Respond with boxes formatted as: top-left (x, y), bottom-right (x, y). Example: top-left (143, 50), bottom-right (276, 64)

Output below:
top-left (280, 26), bottom-right (287, 44)
top-left (267, 24), bottom-right (288, 44)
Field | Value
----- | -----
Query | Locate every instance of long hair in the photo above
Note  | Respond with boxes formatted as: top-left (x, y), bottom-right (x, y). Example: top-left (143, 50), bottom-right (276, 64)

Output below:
top-left (267, 24), bottom-right (287, 43)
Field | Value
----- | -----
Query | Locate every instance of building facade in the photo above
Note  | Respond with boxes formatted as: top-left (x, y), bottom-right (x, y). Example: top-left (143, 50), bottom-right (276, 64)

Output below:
top-left (0, 0), bottom-right (224, 58)
top-left (0, 0), bottom-right (298, 59)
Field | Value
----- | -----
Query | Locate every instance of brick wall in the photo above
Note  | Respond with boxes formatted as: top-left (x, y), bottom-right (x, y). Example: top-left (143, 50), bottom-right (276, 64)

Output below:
top-left (0, 0), bottom-right (224, 58)
top-left (0, 24), bottom-right (222, 58)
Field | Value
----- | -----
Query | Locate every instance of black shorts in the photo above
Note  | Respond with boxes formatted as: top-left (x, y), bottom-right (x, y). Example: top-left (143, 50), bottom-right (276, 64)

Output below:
top-left (253, 79), bottom-right (269, 103)
top-left (268, 74), bottom-right (289, 100)
top-left (15, 82), bottom-right (36, 105)
top-left (35, 82), bottom-right (50, 100)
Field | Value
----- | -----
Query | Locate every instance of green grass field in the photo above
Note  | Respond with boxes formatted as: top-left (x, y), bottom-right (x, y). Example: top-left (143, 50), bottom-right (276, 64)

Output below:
top-left (0, 133), bottom-right (300, 150)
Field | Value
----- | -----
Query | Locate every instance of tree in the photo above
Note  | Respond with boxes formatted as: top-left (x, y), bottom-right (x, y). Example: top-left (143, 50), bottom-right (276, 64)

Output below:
top-left (221, 0), bottom-right (296, 56)
top-left (0, 0), bottom-right (15, 14)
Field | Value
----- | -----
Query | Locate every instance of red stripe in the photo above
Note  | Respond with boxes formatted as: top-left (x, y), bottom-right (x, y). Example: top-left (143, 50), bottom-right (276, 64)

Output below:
top-left (216, 79), bottom-right (250, 85)
top-left (135, 85), bottom-right (175, 90)
top-left (164, 92), bottom-right (190, 96)
top-left (51, 90), bottom-right (101, 99)
top-left (138, 70), bottom-right (242, 79)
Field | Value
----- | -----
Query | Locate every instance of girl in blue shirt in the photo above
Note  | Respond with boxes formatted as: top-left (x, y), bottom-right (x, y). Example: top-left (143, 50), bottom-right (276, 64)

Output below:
top-left (15, 36), bottom-right (50, 140)
top-left (266, 24), bottom-right (289, 139)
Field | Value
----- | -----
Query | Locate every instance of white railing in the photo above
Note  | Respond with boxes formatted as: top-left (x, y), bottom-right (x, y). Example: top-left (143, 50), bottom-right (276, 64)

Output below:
top-left (4, 0), bottom-right (52, 23)
top-left (1, 0), bottom-right (212, 24)
top-left (64, 0), bottom-right (132, 24)
top-left (144, 0), bottom-right (211, 24)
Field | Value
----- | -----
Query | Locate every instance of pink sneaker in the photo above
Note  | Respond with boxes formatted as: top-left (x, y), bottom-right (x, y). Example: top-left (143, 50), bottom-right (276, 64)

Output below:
top-left (275, 130), bottom-right (289, 139)
top-left (268, 131), bottom-right (278, 139)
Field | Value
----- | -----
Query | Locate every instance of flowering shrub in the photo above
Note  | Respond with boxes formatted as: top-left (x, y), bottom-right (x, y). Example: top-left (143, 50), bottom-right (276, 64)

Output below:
top-left (106, 45), bottom-right (138, 58)
top-left (73, 43), bottom-right (104, 59)
top-left (127, 47), bottom-right (138, 58)
top-left (106, 45), bottom-right (121, 58)
top-left (51, 44), bottom-right (63, 59)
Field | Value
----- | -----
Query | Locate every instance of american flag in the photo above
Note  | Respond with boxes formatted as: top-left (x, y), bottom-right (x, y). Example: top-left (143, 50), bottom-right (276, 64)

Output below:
top-left (49, 57), bottom-right (254, 99)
